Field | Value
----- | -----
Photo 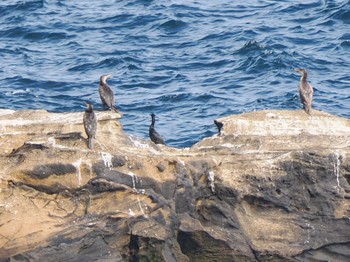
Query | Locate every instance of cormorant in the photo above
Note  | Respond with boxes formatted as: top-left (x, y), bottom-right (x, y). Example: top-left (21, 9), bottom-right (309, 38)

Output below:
top-left (99, 74), bottom-right (118, 112)
top-left (149, 113), bottom-right (166, 145)
top-left (83, 101), bottom-right (97, 149)
top-left (295, 68), bottom-right (314, 115)
top-left (214, 120), bottom-right (224, 135)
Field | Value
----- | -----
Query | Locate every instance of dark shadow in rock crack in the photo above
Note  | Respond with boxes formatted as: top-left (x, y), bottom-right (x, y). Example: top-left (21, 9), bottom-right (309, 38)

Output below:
top-left (26, 163), bottom-right (77, 179)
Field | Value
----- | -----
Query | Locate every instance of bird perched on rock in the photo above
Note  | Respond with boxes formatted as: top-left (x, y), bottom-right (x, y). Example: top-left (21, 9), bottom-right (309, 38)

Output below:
top-left (295, 68), bottom-right (314, 115)
top-left (83, 101), bottom-right (97, 149)
top-left (149, 113), bottom-right (166, 145)
top-left (99, 74), bottom-right (118, 112)
top-left (214, 120), bottom-right (224, 135)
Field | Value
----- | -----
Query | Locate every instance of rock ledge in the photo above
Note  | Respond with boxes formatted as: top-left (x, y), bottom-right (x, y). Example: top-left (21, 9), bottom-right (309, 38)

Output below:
top-left (0, 109), bottom-right (349, 261)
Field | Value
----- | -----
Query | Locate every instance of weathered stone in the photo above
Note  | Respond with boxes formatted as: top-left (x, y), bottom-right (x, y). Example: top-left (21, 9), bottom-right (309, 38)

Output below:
top-left (112, 155), bottom-right (127, 167)
top-left (157, 161), bottom-right (167, 172)
top-left (0, 109), bottom-right (350, 261)
top-left (161, 180), bottom-right (176, 200)
top-left (26, 163), bottom-right (77, 179)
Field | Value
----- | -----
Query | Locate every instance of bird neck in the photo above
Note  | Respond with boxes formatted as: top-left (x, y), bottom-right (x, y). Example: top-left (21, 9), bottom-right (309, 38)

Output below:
top-left (86, 106), bottom-right (93, 113)
top-left (151, 117), bottom-right (155, 127)
top-left (301, 72), bottom-right (308, 82)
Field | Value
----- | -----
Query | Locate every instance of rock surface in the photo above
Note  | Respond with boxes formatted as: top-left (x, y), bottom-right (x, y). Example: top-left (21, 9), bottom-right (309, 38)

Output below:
top-left (0, 109), bottom-right (349, 261)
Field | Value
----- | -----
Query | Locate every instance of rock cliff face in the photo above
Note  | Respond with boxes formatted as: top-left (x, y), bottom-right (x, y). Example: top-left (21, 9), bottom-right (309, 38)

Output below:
top-left (0, 109), bottom-right (349, 261)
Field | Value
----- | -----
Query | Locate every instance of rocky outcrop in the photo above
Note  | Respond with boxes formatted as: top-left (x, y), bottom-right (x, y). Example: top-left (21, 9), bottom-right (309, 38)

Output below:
top-left (0, 109), bottom-right (349, 261)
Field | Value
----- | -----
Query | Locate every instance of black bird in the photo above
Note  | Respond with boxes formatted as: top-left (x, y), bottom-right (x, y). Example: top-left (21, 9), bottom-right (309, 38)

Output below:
top-left (83, 101), bottom-right (97, 149)
top-left (295, 68), bottom-right (314, 115)
top-left (99, 74), bottom-right (118, 112)
top-left (149, 113), bottom-right (166, 145)
top-left (214, 120), bottom-right (224, 135)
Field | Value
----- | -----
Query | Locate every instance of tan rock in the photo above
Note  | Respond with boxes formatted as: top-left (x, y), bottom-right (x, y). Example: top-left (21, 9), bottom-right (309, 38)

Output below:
top-left (0, 109), bottom-right (349, 261)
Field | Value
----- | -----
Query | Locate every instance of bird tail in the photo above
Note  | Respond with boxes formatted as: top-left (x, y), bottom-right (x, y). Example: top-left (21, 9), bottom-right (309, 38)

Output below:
top-left (88, 137), bottom-right (94, 149)
top-left (304, 105), bottom-right (312, 115)
top-left (111, 106), bottom-right (120, 113)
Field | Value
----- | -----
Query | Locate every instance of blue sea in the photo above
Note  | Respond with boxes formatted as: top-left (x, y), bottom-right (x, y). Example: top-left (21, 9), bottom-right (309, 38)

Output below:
top-left (0, 0), bottom-right (349, 147)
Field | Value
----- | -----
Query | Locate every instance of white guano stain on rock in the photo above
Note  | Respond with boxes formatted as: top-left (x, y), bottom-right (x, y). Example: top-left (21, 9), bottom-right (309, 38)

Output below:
top-left (72, 158), bottom-right (82, 187)
top-left (333, 152), bottom-right (341, 191)
top-left (128, 172), bottom-right (145, 194)
top-left (208, 170), bottom-right (215, 193)
top-left (101, 152), bottom-right (113, 168)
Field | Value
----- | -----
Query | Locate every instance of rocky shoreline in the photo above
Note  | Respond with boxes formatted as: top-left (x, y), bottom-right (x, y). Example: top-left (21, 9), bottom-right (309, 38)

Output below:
top-left (0, 109), bottom-right (349, 261)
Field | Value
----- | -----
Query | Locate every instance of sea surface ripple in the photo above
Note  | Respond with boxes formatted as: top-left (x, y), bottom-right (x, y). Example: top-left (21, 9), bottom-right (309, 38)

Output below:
top-left (0, 0), bottom-right (349, 147)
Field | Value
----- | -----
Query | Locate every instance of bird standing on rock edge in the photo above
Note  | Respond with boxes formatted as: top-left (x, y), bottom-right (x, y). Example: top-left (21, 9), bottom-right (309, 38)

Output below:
top-left (214, 120), bottom-right (224, 135)
top-left (295, 68), bottom-right (314, 115)
top-left (99, 74), bottom-right (118, 112)
top-left (149, 113), bottom-right (166, 145)
top-left (83, 101), bottom-right (97, 149)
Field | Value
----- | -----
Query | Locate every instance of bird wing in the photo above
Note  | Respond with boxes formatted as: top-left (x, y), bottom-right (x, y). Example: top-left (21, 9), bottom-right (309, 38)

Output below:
top-left (156, 132), bottom-right (165, 144)
top-left (99, 84), bottom-right (115, 107)
top-left (83, 112), bottom-right (97, 138)
top-left (149, 127), bottom-right (166, 145)
top-left (299, 83), bottom-right (313, 107)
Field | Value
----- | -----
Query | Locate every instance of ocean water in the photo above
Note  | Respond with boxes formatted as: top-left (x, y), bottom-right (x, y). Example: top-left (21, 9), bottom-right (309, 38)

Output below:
top-left (0, 0), bottom-right (349, 147)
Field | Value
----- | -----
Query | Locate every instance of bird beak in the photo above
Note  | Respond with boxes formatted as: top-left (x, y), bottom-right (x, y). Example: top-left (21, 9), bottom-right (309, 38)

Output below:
top-left (295, 68), bottom-right (301, 73)
top-left (106, 74), bottom-right (112, 78)
top-left (84, 101), bottom-right (92, 107)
